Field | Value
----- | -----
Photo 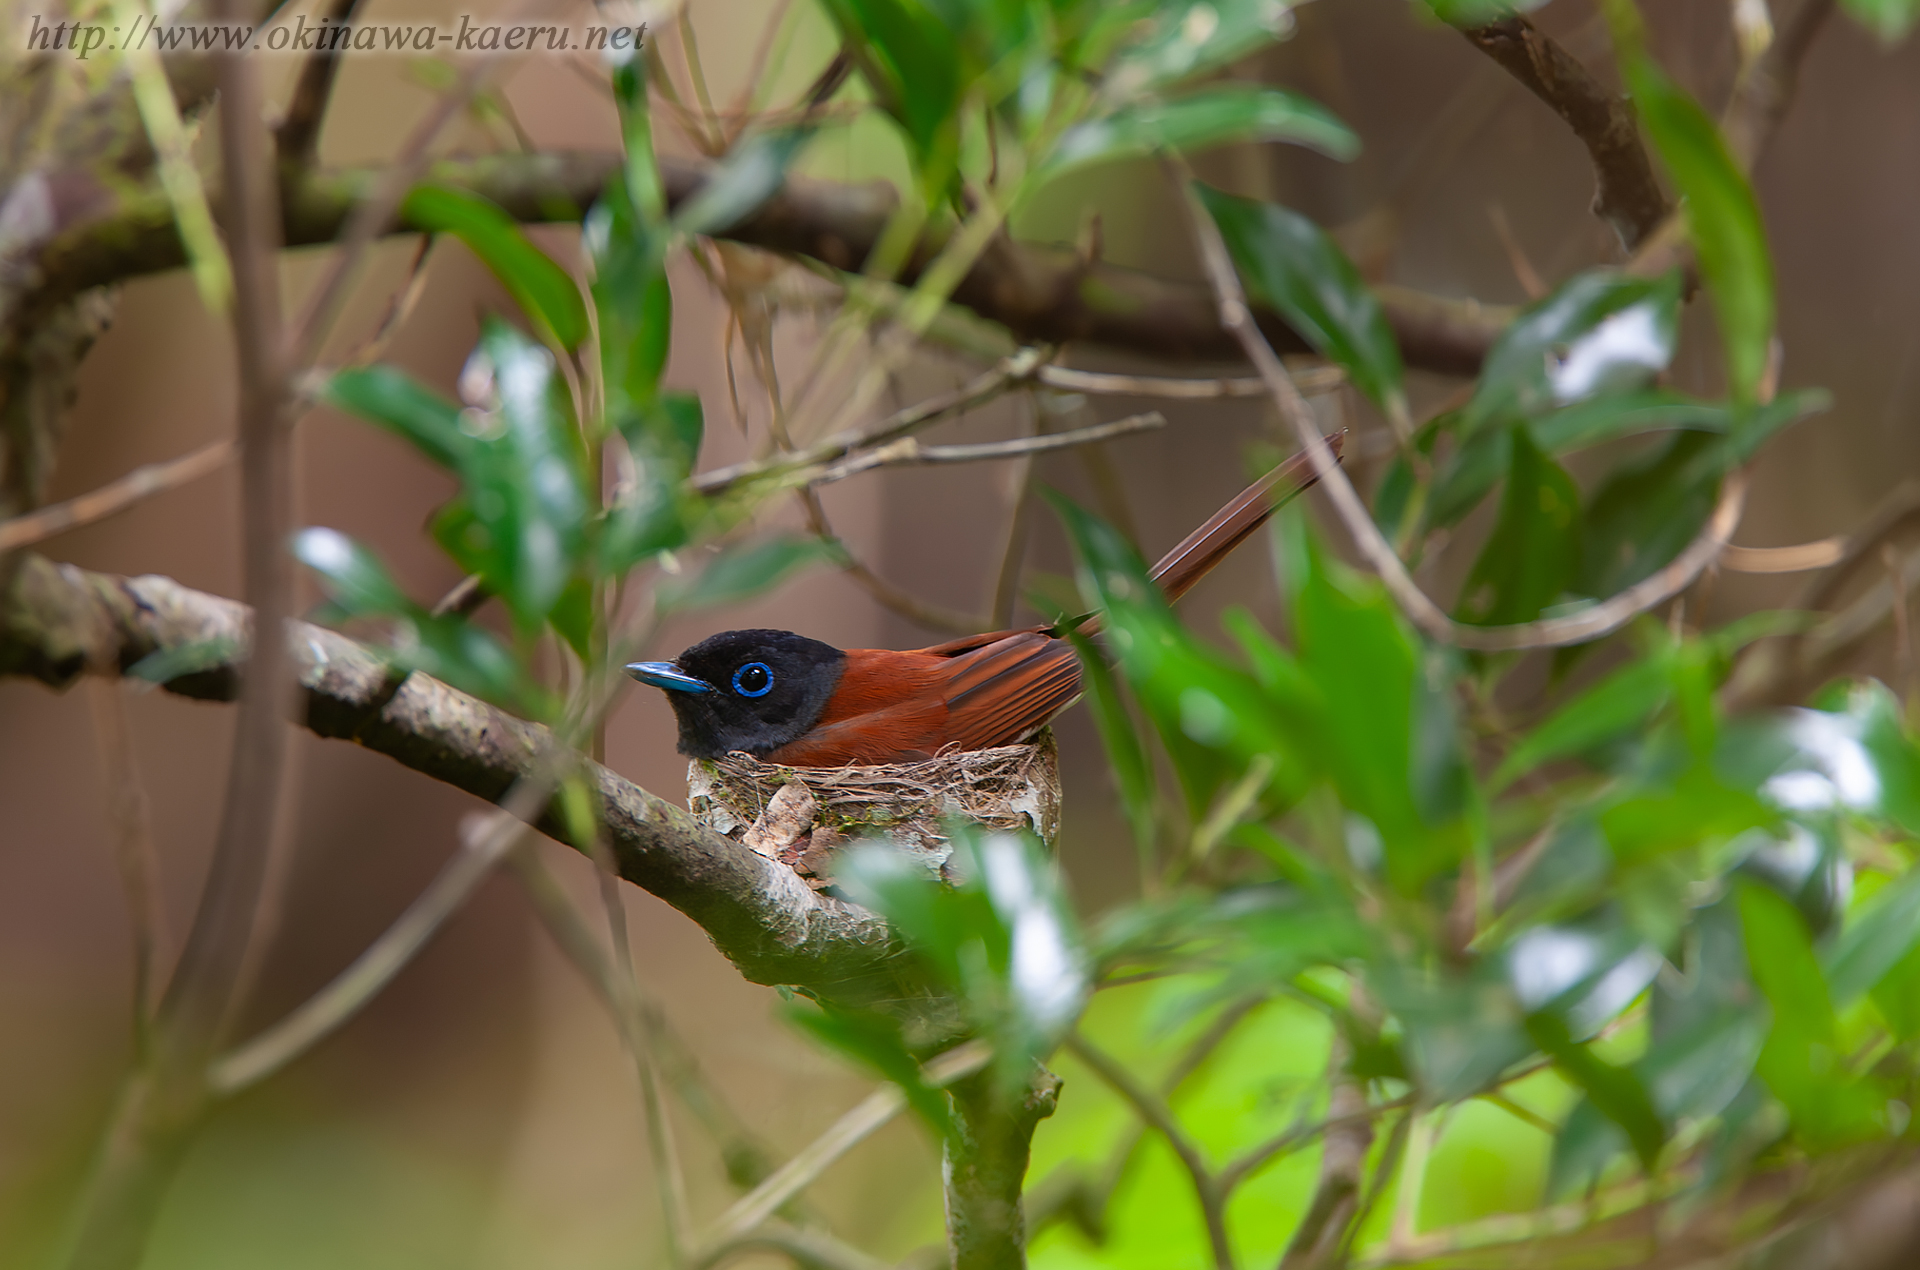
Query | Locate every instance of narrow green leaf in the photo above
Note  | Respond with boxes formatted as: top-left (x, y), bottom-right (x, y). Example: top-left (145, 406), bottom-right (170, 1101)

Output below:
top-left (1455, 427), bottom-right (1581, 626)
top-left (1049, 85), bottom-right (1357, 177)
top-left (403, 185), bottom-right (589, 351)
top-left (1624, 58), bottom-right (1774, 403)
top-left (1839, 0), bottom-right (1920, 43)
top-left (1495, 657), bottom-right (1670, 791)
top-left (1107, 0), bottom-right (1308, 95)
top-left (293, 526), bottom-right (412, 616)
top-left (1826, 867), bottom-right (1920, 1006)
top-left (786, 1003), bottom-right (953, 1136)
top-left (1062, 624), bottom-right (1157, 857)
top-left (1465, 270), bottom-right (1682, 437)
top-left (825, 0), bottom-right (963, 162)
top-left (1527, 1008), bottom-right (1665, 1171)
top-left (1197, 183), bottom-right (1405, 419)
top-left (324, 366), bottom-right (471, 472)
top-left (126, 637), bottom-right (241, 686)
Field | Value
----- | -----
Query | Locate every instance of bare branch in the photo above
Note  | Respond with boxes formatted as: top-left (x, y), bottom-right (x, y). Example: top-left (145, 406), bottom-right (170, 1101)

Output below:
top-left (273, 0), bottom-right (363, 170)
top-left (0, 554), bottom-right (920, 1002)
top-left (695, 351), bottom-right (1040, 496)
top-left (695, 1041), bottom-right (992, 1254)
top-left (0, 438), bottom-right (233, 552)
top-left (1035, 363), bottom-right (1345, 400)
top-left (1461, 16), bottom-right (1671, 249)
top-left (1724, 0), bottom-right (1838, 170)
top-left (804, 411), bottom-right (1165, 487)
top-left (1066, 1032), bottom-right (1234, 1270)
top-left (209, 810), bottom-right (533, 1094)
top-left (797, 486), bottom-right (984, 636)
top-left (35, 155), bottom-right (1512, 377)
top-left (693, 1219), bottom-right (891, 1270)
top-left (84, 680), bottom-right (169, 1040)
top-left (1177, 172), bottom-right (1748, 654)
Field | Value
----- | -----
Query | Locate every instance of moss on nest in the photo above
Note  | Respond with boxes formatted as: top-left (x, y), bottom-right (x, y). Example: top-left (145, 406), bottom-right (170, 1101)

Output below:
top-left (687, 733), bottom-right (1061, 888)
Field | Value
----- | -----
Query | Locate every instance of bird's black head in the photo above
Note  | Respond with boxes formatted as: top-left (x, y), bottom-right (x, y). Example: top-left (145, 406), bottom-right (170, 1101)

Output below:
top-left (627, 629), bottom-right (846, 759)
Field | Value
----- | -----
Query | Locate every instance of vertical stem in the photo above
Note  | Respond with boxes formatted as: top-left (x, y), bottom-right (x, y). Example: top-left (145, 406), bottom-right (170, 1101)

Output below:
top-left (60, 27), bottom-right (291, 1270)
top-left (944, 1066), bottom-right (1061, 1270)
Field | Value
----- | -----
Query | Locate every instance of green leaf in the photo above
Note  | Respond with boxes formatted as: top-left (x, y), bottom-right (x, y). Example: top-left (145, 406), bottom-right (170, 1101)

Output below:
top-left (126, 636), bottom-right (241, 686)
top-left (462, 321), bottom-right (590, 632)
top-left (293, 526), bottom-right (413, 615)
top-left (837, 831), bottom-right (1088, 1090)
top-left (1063, 623), bottom-right (1157, 858)
top-left (1526, 1008), bottom-right (1665, 1171)
top-left (1826, 867), bottom-right (1920, 1007)
top-left (1051, 491), bottom-right (1309, 814)
top-left (1372, 960), bottom-right (1530, 1101)
top-left (673, 126), bottom-right (817, 236)
top-left (1578, 431), bottom-right (1719, 599)
top-left (658, 535), bottom-right (840, 612)
top-left (1495, 655), bottom-right (1670, 791)
top-left (1425, 0), bottom-right (1553, 22)
top-left (1737, 880), bottom-right (1876, 1141)
top-left (1107, 0), bottom-right (1308, 95)
top-left (1049, 85), bottom-right (1357, 177)
top-left (293, 526), bottom-right (528, 709)
top-left (599, 392), bottom-right (704, 576)
top-left (1197, 184), bottom-right (1405, 418)
top-left (1624, 58), bottom-right (1774, 404)
top-left (823, 0), bottom-right (963, 165)
top-left (1465, 270), bottom-right (1682, 438)
top-left (403, 185), bottom-right (589, 351)
top-left (1839, 0), bottom-right (1920, 44)
top-left (1455, 427), bottom-right (1581, 626)
top-left (324, 366), bottom-right (472, 472)
top-left (785, 1003), bottom-right (953, 1136)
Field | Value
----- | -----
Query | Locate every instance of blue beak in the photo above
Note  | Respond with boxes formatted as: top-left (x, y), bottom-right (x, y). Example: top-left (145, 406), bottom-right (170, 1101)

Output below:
top-left (625, 661), bottom-right (714, 694)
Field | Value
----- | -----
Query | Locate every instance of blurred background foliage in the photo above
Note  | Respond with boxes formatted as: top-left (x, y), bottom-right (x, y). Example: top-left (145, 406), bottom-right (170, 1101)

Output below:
top-left (9, 0), bottom-right (1920, 1268)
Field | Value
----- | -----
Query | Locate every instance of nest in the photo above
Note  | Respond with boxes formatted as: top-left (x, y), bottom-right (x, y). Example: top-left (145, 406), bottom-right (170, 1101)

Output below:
top-left (687, 734), bottom-right (1061, 888)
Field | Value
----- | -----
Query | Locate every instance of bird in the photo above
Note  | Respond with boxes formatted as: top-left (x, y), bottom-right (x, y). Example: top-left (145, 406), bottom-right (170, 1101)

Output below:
top-left (627, 438), bottom-right (1340, 767)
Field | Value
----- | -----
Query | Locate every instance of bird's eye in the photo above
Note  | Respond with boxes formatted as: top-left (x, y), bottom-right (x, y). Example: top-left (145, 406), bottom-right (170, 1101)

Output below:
top-left (732, 662), bottom-right (773, 698)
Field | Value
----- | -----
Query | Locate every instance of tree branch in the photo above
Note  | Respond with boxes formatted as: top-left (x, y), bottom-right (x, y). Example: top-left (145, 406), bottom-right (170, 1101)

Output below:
top-left (1461, 16), bottom-right (1670, 249)
top-left (0, 553), bottom-right (923, 1004)
top-left (28, 154), bottom-right (1512, 377)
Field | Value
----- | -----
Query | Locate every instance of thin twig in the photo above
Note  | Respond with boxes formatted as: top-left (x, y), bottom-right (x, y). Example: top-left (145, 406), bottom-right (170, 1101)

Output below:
top-left (798, 487), bottom-right (984, 635)
top-left (1177, 169), bottom-right (1747, 654)
top-left (1460, 15), bottom-right (1670, 248)
top-left (208, 810), bottom-right (533, 1093)
top-left (590, 827), bottom-right (694, 1263)
top-left (691, 1218), bottom-right (891, 1270)
top-left (509, 848), bottom-right (786, 1194)
top-left (288, 37), bottom-right (513, 366)
top-left (274, 0), bottom-right (363, 168)
top-left (1218, 1096), bottom-right (1409, 1195)
top-left (1722, 539), bottom-right (1846, 573)
top-left (1278, 1036), bottom-right (1376, 1270)
top-left (1066, 1032), bottom-right (1235, 1270)
top-left (84, 680), bottom-right (169, 1041)
top-left (0, 439), bottom-right (235, 552)
top-left (804, 411), bottom-right (1165, 487)
top-left (693, 350), bottom-right (1042, 495)
top-left (1034, 363), bottom-right (1345, 400)
top-left (693, 1041), bottom-right (993, 1256)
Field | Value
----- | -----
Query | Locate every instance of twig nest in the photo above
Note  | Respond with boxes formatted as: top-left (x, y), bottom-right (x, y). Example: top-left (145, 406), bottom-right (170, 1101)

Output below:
top-left (687, 734), bottom-right (1061, 888)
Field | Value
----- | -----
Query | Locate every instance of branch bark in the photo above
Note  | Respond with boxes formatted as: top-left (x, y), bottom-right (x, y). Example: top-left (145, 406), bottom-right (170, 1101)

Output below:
top-left (0, 553), bottom-right (922, 1004)
top-left (1461, 16), bottom-right (1670, 249)
top-left (24, 153), bottom-right (1512, 377)
top-left (944, 1066), bottom-right (1061, 1270)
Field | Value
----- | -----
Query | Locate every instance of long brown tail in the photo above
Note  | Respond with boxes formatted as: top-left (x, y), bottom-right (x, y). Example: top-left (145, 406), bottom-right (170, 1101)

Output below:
top-left (1146, 433), bottom-right (1342, 604)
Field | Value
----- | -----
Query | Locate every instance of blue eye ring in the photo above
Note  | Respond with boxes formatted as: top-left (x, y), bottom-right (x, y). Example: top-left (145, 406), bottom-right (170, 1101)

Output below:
top-left (732, 662), bottom-right (774, 698)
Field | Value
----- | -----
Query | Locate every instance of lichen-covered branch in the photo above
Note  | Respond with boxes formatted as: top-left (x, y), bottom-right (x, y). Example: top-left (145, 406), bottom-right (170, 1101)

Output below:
top-left (0, 553), bottom-right (918, 1003)
top-left (24, 153), bottom-right (1511, 376)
